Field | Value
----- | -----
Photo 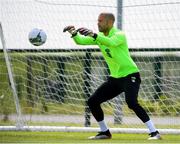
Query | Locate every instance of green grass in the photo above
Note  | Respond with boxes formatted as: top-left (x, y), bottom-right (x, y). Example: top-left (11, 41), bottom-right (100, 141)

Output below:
top-left (0, 131), bottom-right (180, 144)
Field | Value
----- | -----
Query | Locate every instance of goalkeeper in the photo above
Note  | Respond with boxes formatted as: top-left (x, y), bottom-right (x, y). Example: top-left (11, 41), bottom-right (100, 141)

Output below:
top-left (63, 12), bottom-right (161, 140)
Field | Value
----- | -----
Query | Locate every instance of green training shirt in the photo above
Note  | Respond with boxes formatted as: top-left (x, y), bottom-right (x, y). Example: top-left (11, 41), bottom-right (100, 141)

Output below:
top-left (73, 27), bottom-right (139, 78)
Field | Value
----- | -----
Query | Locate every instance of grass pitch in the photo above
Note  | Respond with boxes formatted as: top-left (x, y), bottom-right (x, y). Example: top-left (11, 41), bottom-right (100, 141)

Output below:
top-left (0, 131), bottom-right (180, 144)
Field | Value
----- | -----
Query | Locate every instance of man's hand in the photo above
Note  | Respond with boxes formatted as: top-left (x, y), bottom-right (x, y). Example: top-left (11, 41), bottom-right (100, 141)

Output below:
top-left (77, 27), bottom-right (94, 37)
top-left (63, 25), bottom-right (75, 33)
top-left (63, 26), bottom-right (77, 36)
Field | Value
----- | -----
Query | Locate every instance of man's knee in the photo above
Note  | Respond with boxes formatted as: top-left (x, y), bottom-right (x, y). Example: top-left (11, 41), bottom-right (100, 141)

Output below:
top-left (87, 96), bottom-right (100, 108)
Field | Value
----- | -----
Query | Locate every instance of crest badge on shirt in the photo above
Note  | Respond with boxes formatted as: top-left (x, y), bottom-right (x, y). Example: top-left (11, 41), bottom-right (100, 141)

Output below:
top-left (105, 48), bottom-right (112, 58)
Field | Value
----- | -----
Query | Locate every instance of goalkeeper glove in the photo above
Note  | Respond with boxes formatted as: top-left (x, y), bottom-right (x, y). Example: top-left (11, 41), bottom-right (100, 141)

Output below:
top-left (63, 25), bottom-right (77, 37)
top-left (77, 27), bottom-right (97, 40)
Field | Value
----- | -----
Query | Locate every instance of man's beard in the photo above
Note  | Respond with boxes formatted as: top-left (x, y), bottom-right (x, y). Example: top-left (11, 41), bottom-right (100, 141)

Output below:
top-left (98, 26), bottom-right (103, 32)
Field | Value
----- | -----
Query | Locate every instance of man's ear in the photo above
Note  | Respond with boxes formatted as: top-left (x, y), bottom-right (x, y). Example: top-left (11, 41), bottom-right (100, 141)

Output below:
top-left (108, 20), bottom-right (113, 27)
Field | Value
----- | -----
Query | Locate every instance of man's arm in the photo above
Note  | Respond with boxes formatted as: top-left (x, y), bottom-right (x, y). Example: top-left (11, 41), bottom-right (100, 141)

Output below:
top-left (96, 32), bottom-right (125, 48)
top-left (72, 34), bottom-right (97, 45)
top-left (77, 27), bottom-right (125, 48)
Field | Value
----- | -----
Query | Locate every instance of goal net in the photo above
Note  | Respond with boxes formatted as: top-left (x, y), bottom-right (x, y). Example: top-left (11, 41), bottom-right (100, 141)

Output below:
top-left (0, 0), bottom-right (180, 134)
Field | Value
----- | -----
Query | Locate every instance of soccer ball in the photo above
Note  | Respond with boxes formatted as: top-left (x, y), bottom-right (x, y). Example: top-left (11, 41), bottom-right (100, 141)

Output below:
top-left (28, 28), bottom-right (47, 46)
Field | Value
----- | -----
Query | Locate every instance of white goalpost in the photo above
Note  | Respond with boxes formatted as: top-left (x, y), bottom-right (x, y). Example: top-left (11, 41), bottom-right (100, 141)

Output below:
top-left (0, 23), bottom-right (24, 129)
top-left (0, 0), bottom-right (180, 134)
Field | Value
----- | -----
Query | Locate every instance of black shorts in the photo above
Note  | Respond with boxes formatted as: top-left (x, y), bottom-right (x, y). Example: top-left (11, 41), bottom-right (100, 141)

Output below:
top-left (90, 72), bottom-right (141, 105)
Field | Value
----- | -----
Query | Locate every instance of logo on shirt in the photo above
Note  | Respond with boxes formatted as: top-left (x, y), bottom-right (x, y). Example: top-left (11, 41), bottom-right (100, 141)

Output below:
top-left (105, 48), bottom-right (112, 58)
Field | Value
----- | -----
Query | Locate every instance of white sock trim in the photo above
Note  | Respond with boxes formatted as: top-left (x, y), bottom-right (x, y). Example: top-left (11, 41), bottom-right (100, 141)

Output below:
top-left (145, 120), bottom-right (157, 133)
top-left (98, 120), bottom-right (108, 132)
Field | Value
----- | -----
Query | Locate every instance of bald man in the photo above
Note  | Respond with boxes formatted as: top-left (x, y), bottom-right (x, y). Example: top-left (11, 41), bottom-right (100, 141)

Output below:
top-left (63, 12), bottom-right (161, 140)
